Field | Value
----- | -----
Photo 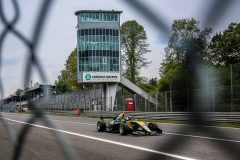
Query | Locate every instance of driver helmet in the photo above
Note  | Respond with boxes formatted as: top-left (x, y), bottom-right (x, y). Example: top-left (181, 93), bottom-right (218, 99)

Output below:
top-left (126, 116), bottom-right (132, 121)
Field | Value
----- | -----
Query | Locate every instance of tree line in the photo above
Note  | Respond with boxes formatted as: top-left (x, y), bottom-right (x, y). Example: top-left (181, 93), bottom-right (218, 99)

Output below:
top-left (158, 19), bottom-right (240, 94)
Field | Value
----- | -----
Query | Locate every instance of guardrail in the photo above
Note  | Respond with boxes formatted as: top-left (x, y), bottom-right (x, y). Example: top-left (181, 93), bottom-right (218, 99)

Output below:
top-left (84, 111), bottom-right (240, 123)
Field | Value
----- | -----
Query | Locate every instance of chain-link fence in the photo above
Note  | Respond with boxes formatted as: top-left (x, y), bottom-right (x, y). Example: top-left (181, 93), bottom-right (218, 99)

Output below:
top-left (1, 0), bottom-right (240, 160)
top-left (162, 85), bottom-right (240, 112)
top-left (161, 63), bottom-right (240, 112)
top-left (1, 84), bottom-right (239, 113)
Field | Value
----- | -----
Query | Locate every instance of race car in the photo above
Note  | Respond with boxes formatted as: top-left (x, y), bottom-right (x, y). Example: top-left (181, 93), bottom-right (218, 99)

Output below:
top-left (97, 112), bottom-right (162, 135)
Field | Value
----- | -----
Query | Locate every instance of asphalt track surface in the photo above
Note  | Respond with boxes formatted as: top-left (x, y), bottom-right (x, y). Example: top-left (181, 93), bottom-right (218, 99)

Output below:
top-left (1, 113), bottom-right (240, 160)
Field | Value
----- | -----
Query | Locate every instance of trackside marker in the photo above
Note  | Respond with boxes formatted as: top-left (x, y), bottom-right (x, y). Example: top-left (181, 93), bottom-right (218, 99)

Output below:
top-left (2, 117), bottom-right (197, 160)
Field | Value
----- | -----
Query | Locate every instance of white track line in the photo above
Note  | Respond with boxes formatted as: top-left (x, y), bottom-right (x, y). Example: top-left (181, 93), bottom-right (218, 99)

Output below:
top-left (161, 122), bottom-right (240, 130)
top-left (2, 117), bottom-right (197, 160)
top-left (163, 132), bottom-right (240, 143)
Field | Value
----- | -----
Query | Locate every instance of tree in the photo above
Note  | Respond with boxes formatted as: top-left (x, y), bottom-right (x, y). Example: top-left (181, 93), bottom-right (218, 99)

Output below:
top-left (121, 20), bottom-right (151, 83)
top-left (54, 79), bottom-right (70, 93)
top-left (64, 49), bottom-right (80, 90)
top-left (158, 18), bottom-right (212, 111)
top-left (159, 18), bottom-right (212, 90)
top-left (55, 48), bottom-right (81, 93)
top-left (14, 89), bottom-right (23, 96)
top-left (139, 77), bottom-right (159, 95)
top-left (209, 23), bottom-right (240, 65)
top-left (149, 77), bottom-right (157, 86)
top-left (161, 18), bottom-right (211, 69)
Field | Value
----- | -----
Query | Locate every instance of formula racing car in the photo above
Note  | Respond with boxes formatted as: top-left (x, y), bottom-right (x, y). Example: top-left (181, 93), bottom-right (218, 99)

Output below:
top-left (97, 112), bottom-right (162, 135)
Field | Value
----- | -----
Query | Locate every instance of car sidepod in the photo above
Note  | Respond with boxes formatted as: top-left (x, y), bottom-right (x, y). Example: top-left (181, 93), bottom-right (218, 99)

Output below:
top-left (129, 121), bottom-right (152, 135)
top-left (107, 122), bottom-right (121, 132)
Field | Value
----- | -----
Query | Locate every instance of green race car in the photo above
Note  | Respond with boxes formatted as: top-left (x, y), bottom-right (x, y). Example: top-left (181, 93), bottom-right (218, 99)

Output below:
top-left (97, 112), bottom-right (162, 135)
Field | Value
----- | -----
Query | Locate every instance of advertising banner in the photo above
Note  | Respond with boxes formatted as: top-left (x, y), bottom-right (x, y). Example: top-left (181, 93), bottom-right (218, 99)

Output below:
top-left (82, 72), bottom-right (120, 83)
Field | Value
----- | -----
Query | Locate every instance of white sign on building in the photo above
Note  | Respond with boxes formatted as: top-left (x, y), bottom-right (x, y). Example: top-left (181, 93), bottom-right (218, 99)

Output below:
top-left (82, 72), bottom-right (120, 83)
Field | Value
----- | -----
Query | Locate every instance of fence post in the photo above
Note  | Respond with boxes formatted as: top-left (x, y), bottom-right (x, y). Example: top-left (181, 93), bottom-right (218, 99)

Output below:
top-left (115, 97), bottom-right (117, 111)
top-left (101, 97), bottom-right (103, 111)
top-left (230, 64), bottom-right (233, 111)
top-left (170, 83), bottom-right (172, 112)
top-left (133, 94), bottom-right (136, 112)
top-left (148, 94), bottom-right (150, 112)
top-left (145, 96), bottom-right (147, 112)
top-left (110, 96), bottom-right (112, 111)
top-left (84, 93), bottom-right (86, 111)
top-left (121, 93), bottom-right (123, 111)
top-left (212, 86), bottom-right (215, 112)
top-left (165, 91), bottom-right (168, 112)
top-left (155, 92), bottom-right (158, 112)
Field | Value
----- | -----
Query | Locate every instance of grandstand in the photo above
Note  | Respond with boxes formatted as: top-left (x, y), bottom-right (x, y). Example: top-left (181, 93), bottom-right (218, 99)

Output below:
top-left (32, 89), bottom-right (103, 111)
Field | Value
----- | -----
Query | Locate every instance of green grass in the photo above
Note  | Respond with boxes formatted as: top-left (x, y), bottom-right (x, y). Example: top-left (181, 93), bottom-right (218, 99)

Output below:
top-left (18, 112), bottom-right (32, 115)
top-left (17, 111), bottom-right (86, 117)
top-left (215, 122), bottom-right (240, 128)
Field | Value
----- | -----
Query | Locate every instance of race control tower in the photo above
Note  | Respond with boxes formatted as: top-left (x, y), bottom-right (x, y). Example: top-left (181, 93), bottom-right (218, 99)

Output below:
top-left (75, 10), bottom-right (122, 111)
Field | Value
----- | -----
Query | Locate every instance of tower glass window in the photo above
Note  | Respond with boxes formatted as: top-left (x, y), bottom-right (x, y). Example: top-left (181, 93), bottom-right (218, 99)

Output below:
top-left (77, 12), bottom-right (119, 22)
top-left (76, 11), bottom-right (122, 73)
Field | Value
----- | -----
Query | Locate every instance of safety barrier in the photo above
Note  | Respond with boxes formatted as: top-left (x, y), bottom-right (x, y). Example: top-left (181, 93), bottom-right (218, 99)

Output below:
top-left (84, 111), bottom-right (240, 123)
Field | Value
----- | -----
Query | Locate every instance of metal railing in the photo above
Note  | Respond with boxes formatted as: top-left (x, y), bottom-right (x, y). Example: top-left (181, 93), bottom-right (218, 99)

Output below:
top-left (84, 111), bottom-right (240, 123)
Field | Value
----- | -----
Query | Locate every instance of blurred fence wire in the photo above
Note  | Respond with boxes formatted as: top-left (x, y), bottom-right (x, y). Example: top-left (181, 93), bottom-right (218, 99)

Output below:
top-left (0, 0), bottom-right (78, 160)
top-left (121, 0), bottom-right (240, 159)
top-left (0, 0), bottom-right (240, 160)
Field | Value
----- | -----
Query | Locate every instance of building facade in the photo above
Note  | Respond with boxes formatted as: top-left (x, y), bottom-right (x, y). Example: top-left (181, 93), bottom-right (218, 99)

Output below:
top-left (75, 10), bottom-right (122, 83)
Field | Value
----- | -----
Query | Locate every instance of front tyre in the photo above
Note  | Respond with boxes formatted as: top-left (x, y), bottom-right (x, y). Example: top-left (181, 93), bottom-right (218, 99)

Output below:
top-left (148, 123), bottom-right (162, 134)
top-left (119, 123), bottom-right (129, 135)
top-left (97, 121), bottom-right (106, 132)
top-left (148, 123), bottom-right (157, 131)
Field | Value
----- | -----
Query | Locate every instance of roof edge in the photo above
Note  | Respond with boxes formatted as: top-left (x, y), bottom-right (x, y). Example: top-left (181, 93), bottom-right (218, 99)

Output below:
top-left (75, 10), bottom-right (123, 16)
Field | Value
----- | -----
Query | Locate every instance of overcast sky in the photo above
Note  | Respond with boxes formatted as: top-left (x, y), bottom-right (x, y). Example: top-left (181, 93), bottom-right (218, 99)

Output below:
top-left (0, 0), bottom-right (239, 97)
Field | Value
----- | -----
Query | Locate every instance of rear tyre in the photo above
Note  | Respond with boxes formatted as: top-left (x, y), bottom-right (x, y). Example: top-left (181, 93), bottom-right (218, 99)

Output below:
top-left (119, 123), bottom-right (129, 135)
top-left (97, 121), bottom-right (106, 132)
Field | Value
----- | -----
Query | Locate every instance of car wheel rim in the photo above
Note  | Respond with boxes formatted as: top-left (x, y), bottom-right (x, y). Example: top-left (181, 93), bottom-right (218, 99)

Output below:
top-left (120, 125), bottom-right (123, 134)
top-left (145, 132), bottom-right (150, 135)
